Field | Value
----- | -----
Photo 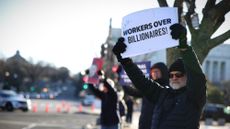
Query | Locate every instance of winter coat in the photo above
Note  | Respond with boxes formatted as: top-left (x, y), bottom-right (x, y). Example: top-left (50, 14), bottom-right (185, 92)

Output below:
top-left (88, 78), bottom-right (120, 126)
top-left (123, 62), bottom-right (169, 129)
top-left (122, 47), bottom-right (206, 129)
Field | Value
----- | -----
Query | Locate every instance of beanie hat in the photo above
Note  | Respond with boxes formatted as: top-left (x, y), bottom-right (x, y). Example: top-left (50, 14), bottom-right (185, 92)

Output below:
top-left (169, 58), bottom-right (186, 74)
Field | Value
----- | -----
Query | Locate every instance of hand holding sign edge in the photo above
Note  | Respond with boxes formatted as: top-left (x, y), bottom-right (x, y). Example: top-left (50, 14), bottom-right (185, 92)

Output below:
top-left (169, 23), bottom-right (188, 49)
top-left (112, 37), bottom-right (132, 64)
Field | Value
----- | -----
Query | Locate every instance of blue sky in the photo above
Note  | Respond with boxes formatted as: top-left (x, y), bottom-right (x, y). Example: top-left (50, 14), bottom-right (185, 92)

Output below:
top-left (0, 0), bottom-right (229, 74)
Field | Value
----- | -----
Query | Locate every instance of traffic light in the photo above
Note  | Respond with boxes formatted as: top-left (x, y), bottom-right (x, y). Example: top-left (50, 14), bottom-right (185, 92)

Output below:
top-left (82, 83), bottom-right (88, 90)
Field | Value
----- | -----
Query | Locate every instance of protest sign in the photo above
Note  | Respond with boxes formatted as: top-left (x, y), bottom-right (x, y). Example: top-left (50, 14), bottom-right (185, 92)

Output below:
top-left (87, 58), bottom-right (103, 84)
top-left (119, 61), bottom-right (151, 85)
top-left (121, 7), bottom-right (178, 58)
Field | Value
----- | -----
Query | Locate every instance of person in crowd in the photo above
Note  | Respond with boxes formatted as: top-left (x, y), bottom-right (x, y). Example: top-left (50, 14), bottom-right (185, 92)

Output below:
top-left (112, 23), bottom-right (206, 129)
top-left (87, 70), bottom-right (121, 129)
top-left (117, 90), bottom-right (127, 129)
top-left (123, 62), bottom-right (169, 129)
top-left (124, 95), bottom-right (134, 124)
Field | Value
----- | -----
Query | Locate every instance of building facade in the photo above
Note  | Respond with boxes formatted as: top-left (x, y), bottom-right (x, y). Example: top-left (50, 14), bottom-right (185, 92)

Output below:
top-left (202, 44), bottom-right (230, 84)
top-left (132, 44), bottom-right (230, 84)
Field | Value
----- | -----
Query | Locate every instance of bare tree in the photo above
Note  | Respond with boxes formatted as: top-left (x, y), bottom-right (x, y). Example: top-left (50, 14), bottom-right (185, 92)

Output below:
top-left (24, 61), bottom-right (46, 86)
top-left (4, 59), bottom-right (28, 91)
top-left (57, 67), bottom-right (70, 83)
top-left (157, 0), bottom-right (230, 65)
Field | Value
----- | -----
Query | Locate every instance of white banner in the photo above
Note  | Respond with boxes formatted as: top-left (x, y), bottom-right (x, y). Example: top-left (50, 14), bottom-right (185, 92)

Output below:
top-left (121, 7), bottom-right (179, 58)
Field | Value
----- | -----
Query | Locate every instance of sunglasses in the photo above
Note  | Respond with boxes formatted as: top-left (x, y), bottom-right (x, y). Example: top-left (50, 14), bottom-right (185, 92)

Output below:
top-left (169, 73), bottom-right (184, 78)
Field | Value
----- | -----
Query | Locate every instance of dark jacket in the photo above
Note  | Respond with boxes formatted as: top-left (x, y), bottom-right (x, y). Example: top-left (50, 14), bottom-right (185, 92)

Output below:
top-left (88, 78), bottom-right (120, 126)
top-left (119, 99), bottom-right (127, 117)
top-left (122, 47), bottom-right (206, 129)
top-left (123, 62), bottom-right (169, 129)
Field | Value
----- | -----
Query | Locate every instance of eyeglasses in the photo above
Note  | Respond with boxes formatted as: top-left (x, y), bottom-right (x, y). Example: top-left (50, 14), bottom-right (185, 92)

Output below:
top-left (169, 73), bottom-right (184, 78)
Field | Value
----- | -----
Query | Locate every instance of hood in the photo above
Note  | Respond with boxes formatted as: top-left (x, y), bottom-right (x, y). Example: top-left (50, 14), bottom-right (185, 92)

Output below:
top-left (150, 62), bottom-right (169, 86)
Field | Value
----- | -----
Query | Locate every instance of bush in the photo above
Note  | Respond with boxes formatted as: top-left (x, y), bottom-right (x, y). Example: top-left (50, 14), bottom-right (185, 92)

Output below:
top-left (207, 82), bottom-right (224, 104)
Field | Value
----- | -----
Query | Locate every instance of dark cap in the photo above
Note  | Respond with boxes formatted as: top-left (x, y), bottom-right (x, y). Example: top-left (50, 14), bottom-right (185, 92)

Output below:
top-left (169, 58), bottom-right (185, 74)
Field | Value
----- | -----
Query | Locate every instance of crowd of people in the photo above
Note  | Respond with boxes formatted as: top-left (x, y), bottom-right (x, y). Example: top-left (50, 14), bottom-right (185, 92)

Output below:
top-left (85, 23), bottom-right (206, 129)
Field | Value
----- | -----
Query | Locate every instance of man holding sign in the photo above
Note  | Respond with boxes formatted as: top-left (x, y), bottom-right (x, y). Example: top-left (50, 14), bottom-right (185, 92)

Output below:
top-left (112, 23), bottom-right (206, 129)
top-left (122, 62), bottom-right (169, 129)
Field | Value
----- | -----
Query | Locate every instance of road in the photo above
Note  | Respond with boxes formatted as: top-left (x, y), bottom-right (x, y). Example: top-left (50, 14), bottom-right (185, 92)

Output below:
top-left (0, 111), bottom-right (99, 129)
top-left (0, 98), bottom-right (229, 129)
top-left (0, 109), bottom-right (229, 129)
top-left (0, 97), bottom-right (101, 129)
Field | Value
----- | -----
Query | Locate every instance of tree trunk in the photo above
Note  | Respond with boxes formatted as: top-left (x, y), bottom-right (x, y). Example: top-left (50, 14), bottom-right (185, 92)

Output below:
top-left (166, 47), bottom-right (180, 66)
top-left (161, 0), bottom-right (230, 66)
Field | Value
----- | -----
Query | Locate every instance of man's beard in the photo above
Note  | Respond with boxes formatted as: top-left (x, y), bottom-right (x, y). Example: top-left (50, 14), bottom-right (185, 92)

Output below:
top-left (170, 82), bottom-right (186, 90)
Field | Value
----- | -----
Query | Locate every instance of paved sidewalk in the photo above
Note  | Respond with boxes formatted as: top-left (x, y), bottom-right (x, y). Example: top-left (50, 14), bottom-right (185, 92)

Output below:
top-left (123, 112), bottom-right (140, 129)
top-left (81, 105), bottom-right (230, 129)
top-left (123, 112), bottom-right (230, 129)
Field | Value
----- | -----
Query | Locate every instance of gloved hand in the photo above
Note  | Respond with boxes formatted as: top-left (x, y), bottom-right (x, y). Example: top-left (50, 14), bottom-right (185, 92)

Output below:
top-left (170, 23), bottom-right (188, 49)
top-left (112, 37), bottom-right (131, 63)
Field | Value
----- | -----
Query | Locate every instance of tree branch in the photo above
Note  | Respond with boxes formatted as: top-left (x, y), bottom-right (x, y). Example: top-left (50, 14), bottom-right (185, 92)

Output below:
top-left (199, 0), bottom-right (230, 40)
top-left (214, 0), bottom-right (230, 16)
top-left (173, 0), bottom-right (183, 22)
top-left (185, 0), bottom-right (196, 14)
top-left (213, 0), bottom-right (230, 32)
top-left (185, 13), bottom-right (196, 34)
top-left (203, 0), bottom-right (216, 14)
top-left (204, 0), bottom-right (230, 36)
top-left (208, 30), bottom-right (230, 49)
top-left (184, 0), bottom-right (197, 33)
top-left (157, 0), bottom-right (168, 7)
top-left (213, 16), bottom-right (225, 34)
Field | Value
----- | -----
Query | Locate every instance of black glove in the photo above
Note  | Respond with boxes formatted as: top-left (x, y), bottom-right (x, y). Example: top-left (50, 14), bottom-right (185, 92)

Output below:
top-left (112, 37), bottom-right (131, 63)
top-left (170, 24), bottom-right (188, 49)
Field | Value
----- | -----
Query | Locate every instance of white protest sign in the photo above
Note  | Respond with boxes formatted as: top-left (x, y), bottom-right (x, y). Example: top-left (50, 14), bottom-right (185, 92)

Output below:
top-left (121, 7), bottom-right (179, 58)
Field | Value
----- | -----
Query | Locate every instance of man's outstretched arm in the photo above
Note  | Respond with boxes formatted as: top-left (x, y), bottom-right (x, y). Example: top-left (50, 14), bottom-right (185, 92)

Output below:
top-left (112, 38), bottom-right (164, 102)
top-left (170, 24), bottom-right (206, 107)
